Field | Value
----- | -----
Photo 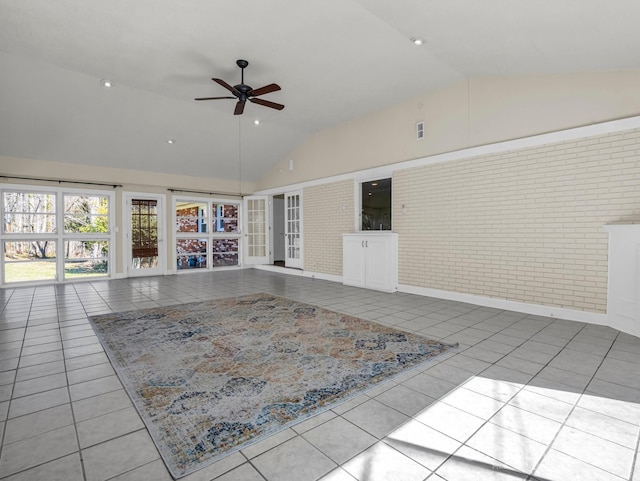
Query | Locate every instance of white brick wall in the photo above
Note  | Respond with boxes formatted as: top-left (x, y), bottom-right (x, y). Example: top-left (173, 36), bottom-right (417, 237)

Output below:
top-left (394, 128), bottom-right (640, 313)
top-left (303, 181), bottom-right (354, 275)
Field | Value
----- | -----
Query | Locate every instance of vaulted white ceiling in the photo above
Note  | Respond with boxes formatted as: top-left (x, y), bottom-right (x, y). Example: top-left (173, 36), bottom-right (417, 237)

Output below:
top-left (1, 0), bottom-right (639, 183)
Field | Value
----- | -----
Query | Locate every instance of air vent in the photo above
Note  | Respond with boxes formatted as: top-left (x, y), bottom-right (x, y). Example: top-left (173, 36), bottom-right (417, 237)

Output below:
top-left (416, 121), bottom-right (425, 140)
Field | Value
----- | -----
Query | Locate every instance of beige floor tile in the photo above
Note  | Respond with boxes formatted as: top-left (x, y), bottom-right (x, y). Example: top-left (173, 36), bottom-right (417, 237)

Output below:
top-left (342, 399), bottom-right (410, 438)
top-left (68, 374), bottom-right (122, 401)
top-left (110, 459), bottom-right (173, 481)
top-left (1, 453), bottom-right (84, 481)
top-left (77, 406), bottom-right (145, 448)
top-left (0, 425), bottom-right (78, 478)
top-left (534, 449), bottom-right (626, 481)
top-left (342, 441), bottom-right (431, 481)
top-left (72, 388), bottom-right (133, 422)
top-left (374, 384), bottom-right (436, 416)
top-left (384, 419), bottom-right (460, 471)
top-left (252, 436), bottom-right (336, 481)
top-left (415, 402), bottom-right (485, 443)
top-left (4, 403), bottom-right (74, 444)
top-left (8, 386), bottom-right (69, 419)
top-left (565, 406), bottom-right (639, 449)
top-left (551, 426), bottom-right (635, 479)
top-left (466, 422), bottom-right (547, 474)
top-left (82, 429), bottom-right (160, 481)
top-left (213, 463), bottom-right (266, 481)
top-left (303, 416), bottom-right (377, 464)
top-left (434, 446), bottom-right (528, 481)
top-left (12, 372), bottom-right (68, 398)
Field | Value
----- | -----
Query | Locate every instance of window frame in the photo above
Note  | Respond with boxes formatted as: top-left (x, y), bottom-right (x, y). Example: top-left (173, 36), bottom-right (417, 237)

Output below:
top-left (173, 196), bottom-right (241, 272)
top-left (357, 176), bottom-right (393, 232)
top-left (1, 184), bottom-right (116, 286)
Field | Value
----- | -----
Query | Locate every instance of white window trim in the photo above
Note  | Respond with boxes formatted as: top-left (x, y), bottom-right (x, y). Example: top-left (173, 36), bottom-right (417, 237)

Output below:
top-left (172, 195), bottom-right (242, 273)
top-left (1, 183), bottom-right (116, 286)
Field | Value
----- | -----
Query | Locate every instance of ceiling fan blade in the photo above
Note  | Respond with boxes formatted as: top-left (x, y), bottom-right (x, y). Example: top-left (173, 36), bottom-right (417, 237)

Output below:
top-left (248, 83), bottom-right (281, 97)
top-left (212, 78), bottom-right (240, 96)
top-left (194, 96), bottom-right (236, 101)
top-left (249, 97), bottom-right (285, 111)
top-left (234, 100), bottom-right (246, 115)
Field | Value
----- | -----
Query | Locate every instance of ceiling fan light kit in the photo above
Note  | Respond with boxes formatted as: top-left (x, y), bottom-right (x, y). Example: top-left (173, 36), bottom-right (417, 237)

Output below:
top-left (195, 59), bottom-right (285, 115)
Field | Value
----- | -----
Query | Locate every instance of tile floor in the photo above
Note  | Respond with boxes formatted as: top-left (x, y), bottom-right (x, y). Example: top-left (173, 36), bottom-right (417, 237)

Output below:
top-left (0, 269), bottom-right (639, 481)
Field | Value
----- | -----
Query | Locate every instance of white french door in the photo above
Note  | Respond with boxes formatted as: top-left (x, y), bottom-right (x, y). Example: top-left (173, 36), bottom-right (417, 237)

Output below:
top-left (243, 196), bottom-right (270, 265)
top-left (284, 191), bottom-right (303, 269)
top-left (124, 193), bottom-right (166, 277)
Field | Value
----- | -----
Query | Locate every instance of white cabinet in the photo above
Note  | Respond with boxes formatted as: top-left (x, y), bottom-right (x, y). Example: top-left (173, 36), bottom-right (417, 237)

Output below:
top-left (604, 223), bottom-right (640, 337)
top-left (342, 233), bottom-right (398, 292)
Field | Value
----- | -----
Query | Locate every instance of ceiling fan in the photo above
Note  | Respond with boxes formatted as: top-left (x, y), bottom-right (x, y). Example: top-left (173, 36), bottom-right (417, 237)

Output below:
top-left (195, 59), bottom-right (285, 115)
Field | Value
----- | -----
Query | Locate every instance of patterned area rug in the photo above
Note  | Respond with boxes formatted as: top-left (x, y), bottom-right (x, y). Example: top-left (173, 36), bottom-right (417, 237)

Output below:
top-left (89, 293), bottom-right (457, 478)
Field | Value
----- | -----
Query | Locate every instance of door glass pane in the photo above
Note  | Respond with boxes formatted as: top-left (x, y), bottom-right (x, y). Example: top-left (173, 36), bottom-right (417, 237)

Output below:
top-left (131, 199), bottom-right (158, 269)
top-left (4, 241), bottom-right (57, 283)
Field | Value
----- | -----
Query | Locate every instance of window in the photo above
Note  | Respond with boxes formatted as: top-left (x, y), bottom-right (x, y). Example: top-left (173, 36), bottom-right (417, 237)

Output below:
top-left (64, 194), bottom-right (109, 233)
top-left (212, 238), bottom-right (239, 267)
top-left (177, 238), bottom-right (207, 270)
top-left (4, 241), bottom-right (57, 283)
top-left (176, 202), bottom-right (207, 233)
top-left (212, 203), bottom-right (239, 232)
top-left (4, 191), bottom-right (56, 234)
top-left (175, 199), bottom-right (240, 271)
top-left (361, 178), bottom-right (392, 231)
top-left (64, 194), bottom-right (110, 278)
top-left (1, 186), bottom-right (114, 285)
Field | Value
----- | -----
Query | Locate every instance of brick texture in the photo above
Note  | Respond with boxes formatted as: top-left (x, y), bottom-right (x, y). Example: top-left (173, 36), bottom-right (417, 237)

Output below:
top-left (393, 128), bottom-right (640, 313)
top-left (303, 181), bottom-right (354, 275)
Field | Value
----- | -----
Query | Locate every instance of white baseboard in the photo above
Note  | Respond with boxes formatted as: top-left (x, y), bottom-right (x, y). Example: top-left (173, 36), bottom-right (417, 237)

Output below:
top-left (248, 266), bottom-right (609, 326)
top-left (252, 265), bottom-right (342, 283)
top-left (300, 270), bottom-right (343, 283)
top-left (398, 283), bottom-right (608, 325)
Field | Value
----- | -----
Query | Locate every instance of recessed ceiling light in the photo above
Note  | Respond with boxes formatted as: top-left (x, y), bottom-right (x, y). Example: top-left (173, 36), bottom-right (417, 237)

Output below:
top-left (166, 139), bottom-right (175, 144)
top-left (254, 119), bottom-right (260, 125)
top-left (411, 37), bottom-right (424, 46)
top-left (100, 79), bottom-right (114, 88)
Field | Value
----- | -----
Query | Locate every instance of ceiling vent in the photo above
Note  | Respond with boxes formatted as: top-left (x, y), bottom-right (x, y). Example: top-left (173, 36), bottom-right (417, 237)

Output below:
top-left (416, 121), bottom-right (425, 140)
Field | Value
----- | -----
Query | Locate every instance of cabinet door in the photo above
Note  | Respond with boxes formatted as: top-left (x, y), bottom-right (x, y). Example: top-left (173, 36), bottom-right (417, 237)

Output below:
top-left (364, 236), bottom-right (395, 291)
top-left (343, 236), bottom-right (366, 287)
top-left (607, 228), bottom-right (640, 337)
